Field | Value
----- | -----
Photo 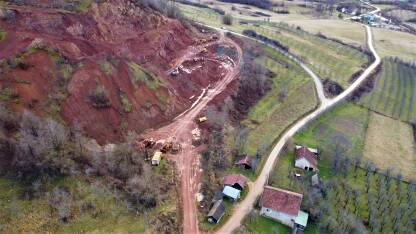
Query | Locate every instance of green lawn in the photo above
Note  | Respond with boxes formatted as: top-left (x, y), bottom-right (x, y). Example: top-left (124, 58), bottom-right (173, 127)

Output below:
top-left (241, 213), bottom-right (290, 234)
top-left (294, 103), bottom-right (370, 179)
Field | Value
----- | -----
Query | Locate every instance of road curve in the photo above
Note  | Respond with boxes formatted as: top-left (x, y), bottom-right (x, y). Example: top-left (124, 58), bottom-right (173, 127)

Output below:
top-left (215, 25), bottom-right (380, 234)
top-left (197, 23), bottom-right (329, 105)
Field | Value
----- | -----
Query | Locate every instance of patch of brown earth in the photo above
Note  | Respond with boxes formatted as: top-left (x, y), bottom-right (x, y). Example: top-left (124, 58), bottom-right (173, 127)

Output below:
top-left (0, 0), bottom-right (229, 144)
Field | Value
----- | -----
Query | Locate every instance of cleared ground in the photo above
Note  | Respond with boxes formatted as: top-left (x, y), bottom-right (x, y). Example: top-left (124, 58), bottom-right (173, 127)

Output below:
top-left (359, 58), bottom-right (416, 123)
top-left (289, 19), bottom-right (366, 47)
top-left (363, 112), bottom-right (416, 181)
top-left (373, 28), bottom-right (416, 61)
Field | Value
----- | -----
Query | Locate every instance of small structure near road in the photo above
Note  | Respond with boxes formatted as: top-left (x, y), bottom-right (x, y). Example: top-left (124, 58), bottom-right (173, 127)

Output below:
top-left (207, 200), bottom-right (226, 224)
top-left (294, 146), bottom-right (318, 171)
top-left (222, 185), bottom-right (241, 201)
top-left (223, 174), bottom-right (247, 191)
top-left (234, 155), bottom-right (254, 170)
top-left (259, 186), bottom-right (305, 228)
top-left (151, 151), bottom-right (162, 165)
top-left (311, 174), bottom-right (320, 186)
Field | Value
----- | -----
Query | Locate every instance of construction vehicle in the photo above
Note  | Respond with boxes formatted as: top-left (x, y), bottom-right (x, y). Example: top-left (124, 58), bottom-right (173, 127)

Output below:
top-left (152, 151), bottom-right (162, 166)
top-left (198, 116), bottom-right (207, 123)
top-left (200, 48), bottom-right (208, 54)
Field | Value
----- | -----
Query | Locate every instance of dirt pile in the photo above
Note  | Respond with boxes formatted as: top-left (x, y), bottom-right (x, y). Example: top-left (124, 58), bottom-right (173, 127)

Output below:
top-left (0, 0), bottom-right (226, 144)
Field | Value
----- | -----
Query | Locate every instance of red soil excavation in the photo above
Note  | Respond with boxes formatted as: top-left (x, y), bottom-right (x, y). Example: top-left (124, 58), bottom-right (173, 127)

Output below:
top-left (0, 1), bottom-right (243, 233)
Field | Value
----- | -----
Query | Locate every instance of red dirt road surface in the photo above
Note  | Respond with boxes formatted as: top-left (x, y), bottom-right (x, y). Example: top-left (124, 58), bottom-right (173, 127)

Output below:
top-left (141, 34), bottom-right (243, 234)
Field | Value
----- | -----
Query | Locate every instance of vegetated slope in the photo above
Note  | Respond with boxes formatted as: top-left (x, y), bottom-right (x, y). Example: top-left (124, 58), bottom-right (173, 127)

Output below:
top-left (0, 0), bottom-right (219, 144)
top-left (358, 57), bottom-right (416, 123)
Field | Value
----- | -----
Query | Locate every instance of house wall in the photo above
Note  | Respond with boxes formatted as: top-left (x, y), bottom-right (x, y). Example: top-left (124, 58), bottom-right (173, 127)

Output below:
top-left (260, 207), bottom-right (296, 227)
top-left (295, 158), bottom-right (315, 171)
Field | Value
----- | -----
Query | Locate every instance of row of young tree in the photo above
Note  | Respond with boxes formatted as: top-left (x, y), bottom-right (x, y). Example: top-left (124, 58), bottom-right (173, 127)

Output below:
top-left (299, 146), bottom-right (416, 233)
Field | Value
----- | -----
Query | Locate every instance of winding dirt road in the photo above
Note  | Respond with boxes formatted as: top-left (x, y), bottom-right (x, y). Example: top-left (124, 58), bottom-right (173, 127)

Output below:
top-left (141, 33), bottom-right (243, 234)
top-left (215, 25), bottom-right (380, 234)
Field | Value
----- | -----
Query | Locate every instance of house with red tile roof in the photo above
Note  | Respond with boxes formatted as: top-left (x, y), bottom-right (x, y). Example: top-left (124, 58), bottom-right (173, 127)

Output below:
top-left (259, 186), bottom-right (303, 228)
top-left (294, 146), bottom-right (318, 171)
top-left (223, 174), bottom-right (247, 191)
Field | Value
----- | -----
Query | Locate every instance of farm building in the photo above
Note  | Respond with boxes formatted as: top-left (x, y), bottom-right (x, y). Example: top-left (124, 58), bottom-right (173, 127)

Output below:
top-left (223, 174), bottom-right (247, 191)
top-left (222, 186), bottom-right (241, 201)
top-left (311, 174), bottom-right (320, 186)
top-left (294, 146), bottom-right (318, 171)
top-left (207, 200), bottom-right (226, 224)
top-left (151, 151), bottom-right (162, 165)
top-left (234, 155), bottom-right (254, 170)
top-left (259, 186), bottom-right (306, 228)
top-left (211, 191), bottom-right (224, 204)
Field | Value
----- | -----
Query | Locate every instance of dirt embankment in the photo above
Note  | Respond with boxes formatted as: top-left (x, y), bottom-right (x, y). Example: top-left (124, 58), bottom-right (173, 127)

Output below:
top-left (0, 0), bottom-right (226, 144)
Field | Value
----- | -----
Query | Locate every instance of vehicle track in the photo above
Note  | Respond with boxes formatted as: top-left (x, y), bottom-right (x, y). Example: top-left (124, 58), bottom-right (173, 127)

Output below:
top-left (141, 33), bottom-right (243, 234)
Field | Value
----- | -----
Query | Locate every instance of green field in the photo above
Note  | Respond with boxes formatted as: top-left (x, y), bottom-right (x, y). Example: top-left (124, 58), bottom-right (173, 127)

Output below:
top-left (223, 45), bottom-right (318, 167)
top-left (265, 102), bottom-right (416, 233)
top-left (179, 4), bottom-right (369, 89)
top-left (359, 58), bottom-right (416, 123)
top-left (294, 103), bottom-right (370, 178)
top-left (238, 212), bottom-right (290, 234)
top-left (373, 28), bottom-right (416, 61)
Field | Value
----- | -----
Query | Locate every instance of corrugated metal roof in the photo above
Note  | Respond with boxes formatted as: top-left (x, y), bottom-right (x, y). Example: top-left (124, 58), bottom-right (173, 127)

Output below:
top-left (295, 211), bottom-right (309, 227)
top-left (222, 186), bottom-right (240, 199)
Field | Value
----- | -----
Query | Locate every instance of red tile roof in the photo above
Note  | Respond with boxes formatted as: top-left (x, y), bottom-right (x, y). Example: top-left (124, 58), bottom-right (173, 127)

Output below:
top-left (295, 146), bottom-right (317, 167)
top-left (223, 174), bottom-right (247, 188)
top-left (260, 186), bottom-right (303, 215)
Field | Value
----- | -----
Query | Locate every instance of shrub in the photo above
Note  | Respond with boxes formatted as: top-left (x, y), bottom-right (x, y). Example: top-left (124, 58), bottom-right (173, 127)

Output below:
top-left (222, 14), bottom-right (233, 25)
top-left (89, 85), bottom-right (111, 108)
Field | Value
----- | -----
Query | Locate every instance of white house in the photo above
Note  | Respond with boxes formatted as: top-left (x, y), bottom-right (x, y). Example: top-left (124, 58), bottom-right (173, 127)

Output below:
top-left (294, 146), bottom-right (318, 171)
top-left (259, 186), bottom-right (303, 228)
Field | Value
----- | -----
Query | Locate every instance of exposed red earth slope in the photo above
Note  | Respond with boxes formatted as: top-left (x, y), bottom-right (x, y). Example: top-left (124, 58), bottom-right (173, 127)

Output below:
top-left (0, 0), bottom-right (227, 144)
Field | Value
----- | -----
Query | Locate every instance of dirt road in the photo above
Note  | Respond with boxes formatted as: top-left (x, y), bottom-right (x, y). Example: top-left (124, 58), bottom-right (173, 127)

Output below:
top-left (141, 34), bottom-right (243, 234)
top-left (198, 23), bottom-right (329, 105)
top-left (215, 25), bottom-right (380, 234)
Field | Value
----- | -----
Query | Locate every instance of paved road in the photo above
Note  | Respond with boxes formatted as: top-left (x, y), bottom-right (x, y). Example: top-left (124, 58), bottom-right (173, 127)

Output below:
top-left (215, 25), bottom-right (380, 234)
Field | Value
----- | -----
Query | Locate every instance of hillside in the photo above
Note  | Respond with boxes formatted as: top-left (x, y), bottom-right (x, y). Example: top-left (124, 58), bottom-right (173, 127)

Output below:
top-left (0, 0), bottom-right (225, 144)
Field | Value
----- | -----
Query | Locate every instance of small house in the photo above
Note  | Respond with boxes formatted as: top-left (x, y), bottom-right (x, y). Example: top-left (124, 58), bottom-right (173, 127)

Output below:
top-left (207, 200), bottom-right (226, 224)
top-left (222, 186), bottom-right (241, 201)
top-left (294, 146), bottom-right (318, 171)
top-left (259, 186), bottom-right (303, 228)
top-left (311, 174), bottom-right (320, 186)
top-left (223, 174), bottom-right (247, 191)
top-left (151, 151), bottom-right (162, 165)
top-left (234, 155), bottom-right (253, 170)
